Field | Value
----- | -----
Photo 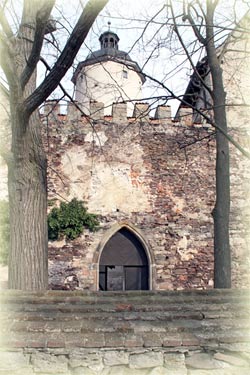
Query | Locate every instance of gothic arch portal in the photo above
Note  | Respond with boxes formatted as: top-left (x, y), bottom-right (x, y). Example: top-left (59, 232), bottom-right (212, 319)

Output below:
top-left (94, 223), bottom-right (154, 291)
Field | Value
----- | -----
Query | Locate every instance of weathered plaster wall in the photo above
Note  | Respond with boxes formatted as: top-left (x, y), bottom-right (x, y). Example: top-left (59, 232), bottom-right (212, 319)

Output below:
top-left (44, 103), bottom-right (217, 291)
top-left (75, 60), bottom-right (143, 116)
top-left (44, 96), bottom-right (250, 291)
top-left (223, 21), bottom-right (250, 288)
top-left (1, 22), bottom-right (249, 291)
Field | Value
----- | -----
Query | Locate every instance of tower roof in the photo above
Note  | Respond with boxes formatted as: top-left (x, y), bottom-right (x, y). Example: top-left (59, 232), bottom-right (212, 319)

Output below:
top-left (99, 30), bottom-right (120, 49)
top-left (72, 30), bottom-right (145, 84)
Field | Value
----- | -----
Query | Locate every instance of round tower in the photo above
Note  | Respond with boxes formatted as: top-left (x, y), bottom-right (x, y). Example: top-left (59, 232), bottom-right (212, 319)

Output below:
top-left (72, 28), bottom-right (145, 116)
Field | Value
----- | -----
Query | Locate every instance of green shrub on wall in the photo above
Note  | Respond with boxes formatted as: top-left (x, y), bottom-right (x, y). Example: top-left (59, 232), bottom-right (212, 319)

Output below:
top-left (48, 198), bottom-right (99, 241)
top-left (0, 200), bottom-right (10, 266)
top-left (0, 199), bottom-right (98, 262)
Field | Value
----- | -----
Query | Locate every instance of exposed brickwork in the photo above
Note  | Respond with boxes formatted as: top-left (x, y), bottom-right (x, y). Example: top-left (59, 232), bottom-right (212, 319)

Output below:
top-left (43, 104), bottom-right (219, 291)
top-left (42, 100), bottom-right (250, 291)
top-left (0, 25), bottom-right (249, 291)
top-left (0, 290), bottom-right (250, 374)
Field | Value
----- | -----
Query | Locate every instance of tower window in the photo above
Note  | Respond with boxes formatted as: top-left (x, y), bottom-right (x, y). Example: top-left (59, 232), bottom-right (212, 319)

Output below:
top-left (123, 70), bottom-right (128, 79)
top-left (104, 38), bottom-right (108, 48)
top-left (110, 37), bottom-right (114, 48)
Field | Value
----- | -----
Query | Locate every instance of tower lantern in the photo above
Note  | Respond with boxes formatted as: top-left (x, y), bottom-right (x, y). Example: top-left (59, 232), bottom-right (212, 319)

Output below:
top-left (99, 30), bottom-right (119, 50)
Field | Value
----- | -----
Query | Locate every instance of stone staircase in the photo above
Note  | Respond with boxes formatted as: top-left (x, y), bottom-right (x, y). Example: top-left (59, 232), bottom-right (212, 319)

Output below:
top-left (1, 289), bottom-right (250, 351)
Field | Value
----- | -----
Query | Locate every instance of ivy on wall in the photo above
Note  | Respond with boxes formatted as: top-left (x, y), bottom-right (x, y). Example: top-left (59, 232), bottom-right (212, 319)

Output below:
top-left (0, 199), bottom-right (98, 264)
top-left (48, 198), bottom-right (99, 241)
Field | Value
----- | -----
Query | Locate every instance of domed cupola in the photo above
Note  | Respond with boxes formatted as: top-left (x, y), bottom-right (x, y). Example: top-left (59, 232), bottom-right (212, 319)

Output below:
top-left (99, 30), bottom-right (119, 50)
top-left (72, 25), bottom-right (145, 116)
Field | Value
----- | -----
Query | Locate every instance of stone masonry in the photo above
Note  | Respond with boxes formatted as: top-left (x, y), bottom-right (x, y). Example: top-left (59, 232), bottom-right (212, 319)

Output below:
top-left (43, 100), bottom-right (250, 291)
top-left (0, 15), bottom-right (249, 291)
top-left (44, 103), bottom-right (215, 291)
top-left (0, 289), bottom-right (250, 375)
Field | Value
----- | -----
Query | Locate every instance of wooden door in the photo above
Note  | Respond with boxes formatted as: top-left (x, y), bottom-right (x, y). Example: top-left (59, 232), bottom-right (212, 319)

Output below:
top-left (99, 228), bottom-right (149, 291)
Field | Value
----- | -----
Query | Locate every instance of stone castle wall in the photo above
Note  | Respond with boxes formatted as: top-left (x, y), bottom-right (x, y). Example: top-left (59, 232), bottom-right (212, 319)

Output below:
top-left (42, 100), bottom-right (250, 291)
top-left (223, 22), bottom-right (250, 287)
top-left (1, 290), bottom-right (250, 375)
top-left (1, 20), bottom-right (249, 290)
top-left (43, 17), bottom-right (250, 292)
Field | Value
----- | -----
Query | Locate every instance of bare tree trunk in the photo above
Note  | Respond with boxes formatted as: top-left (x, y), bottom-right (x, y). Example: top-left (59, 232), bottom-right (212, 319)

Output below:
top-left (212, 86), bottom-right (231, 288)
top-left (170, 0), bottom-right (232, 288)
top-left (8, 108), bottom-right (48, 290)
top-left (0, 0), bottom-right (108, 290)
top-left (206, 2), bottom-right (231, 288)
top-left (7, 4), bottom-right (48, 289)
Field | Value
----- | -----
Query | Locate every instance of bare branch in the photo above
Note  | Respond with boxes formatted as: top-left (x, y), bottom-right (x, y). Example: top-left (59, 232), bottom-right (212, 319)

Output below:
top-left (23, 0), bottom-right (108, 117)
top-left (39, 56), bottom-right (87, 116)
top-left (169, 1), bottom-right (213, 97)
top-left (186, 2), bottom-right (206, 44)
top-left (0, 31), bottom-right (17, 88)
top-left (0, 5), bottom-right (14, 37)
top-left (20, 0), bottom-right (55, 89)
top-left (127, 4), bottom-right (166, 55)
top-left (142, 70), bottom-right (250, 159)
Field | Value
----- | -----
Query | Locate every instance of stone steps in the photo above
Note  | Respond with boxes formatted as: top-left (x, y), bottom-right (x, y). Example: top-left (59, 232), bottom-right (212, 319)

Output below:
top-left (1, 309), bottom-right (249, 327)
top-left (1, 312), bottom-right (250, 334)
top-left (1, 289), bottom-right (249, 350)
top-left (1, 290), bottom-right (249, 309)
top-left (1, 301), bottom-right (249, 313)
top-left (1, 288), bottom-right (249, 300)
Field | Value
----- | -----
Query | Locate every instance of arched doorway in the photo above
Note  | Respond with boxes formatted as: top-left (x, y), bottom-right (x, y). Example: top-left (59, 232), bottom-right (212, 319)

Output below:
top-left (99, 227), bottom-right (149, 291)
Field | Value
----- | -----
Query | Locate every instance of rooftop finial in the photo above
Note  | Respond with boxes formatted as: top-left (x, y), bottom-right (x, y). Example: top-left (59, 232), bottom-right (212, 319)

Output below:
top-left (99, 24), bottom-right (119, 50)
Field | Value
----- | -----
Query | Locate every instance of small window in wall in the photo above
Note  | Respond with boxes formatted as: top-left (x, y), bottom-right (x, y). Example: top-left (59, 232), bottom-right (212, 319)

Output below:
top-left (123, 70), bottom-right (128, 79)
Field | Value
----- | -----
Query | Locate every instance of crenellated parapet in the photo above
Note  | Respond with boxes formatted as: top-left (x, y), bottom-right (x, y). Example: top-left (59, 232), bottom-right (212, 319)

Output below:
top-left (40, 94), bottom-right (250, 292)
top-left (41, 100), bottom-right (211, 128)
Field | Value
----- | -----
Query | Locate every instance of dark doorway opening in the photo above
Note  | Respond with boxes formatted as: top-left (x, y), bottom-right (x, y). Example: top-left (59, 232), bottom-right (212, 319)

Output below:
top-left (99, 228), bottom-right (149, 291)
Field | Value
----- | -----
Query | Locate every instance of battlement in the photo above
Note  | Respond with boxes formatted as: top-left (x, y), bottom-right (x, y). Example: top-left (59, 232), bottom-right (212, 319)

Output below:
top-left (42, 100), bottom-right (208, 128)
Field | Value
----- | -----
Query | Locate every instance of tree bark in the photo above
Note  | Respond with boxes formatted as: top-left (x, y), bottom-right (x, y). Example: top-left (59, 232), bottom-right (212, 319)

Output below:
top-left (206, 1), bottom-right (231, 288)
top-left (212, 80), bottom-right (231, 288)
top-left (2, 0), bottom-right (108, 290)
top-left (7, 3), bottom-right (49, 290)
top-left (172, 0), bottom-right (232, 287)
top-left (8, 109), bottom-right (48, 290)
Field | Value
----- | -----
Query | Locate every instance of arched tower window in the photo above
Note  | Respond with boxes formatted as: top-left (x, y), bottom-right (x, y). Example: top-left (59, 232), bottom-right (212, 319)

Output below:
top-left (104, 38), bottom-right (108, 48)
top-left (99, 227), bottom-right (149, 291)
